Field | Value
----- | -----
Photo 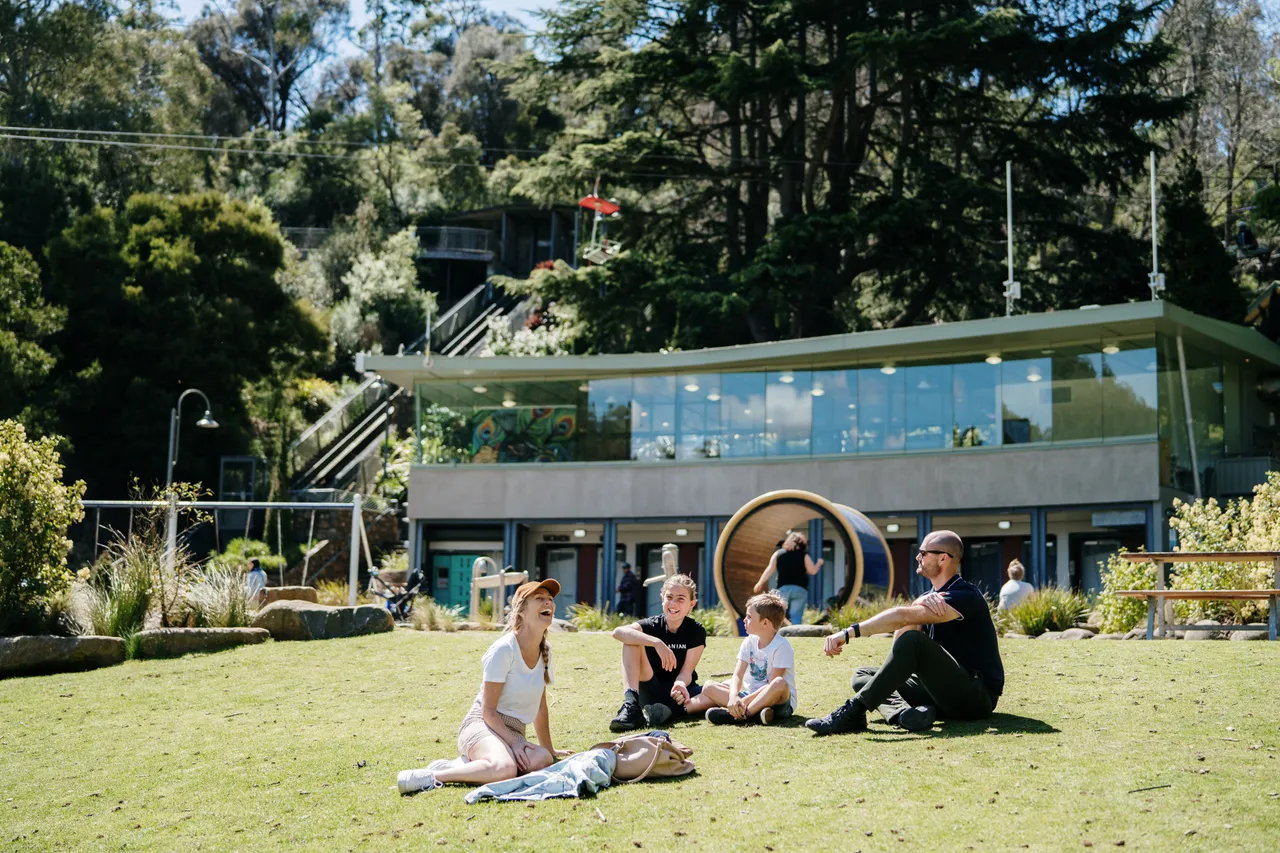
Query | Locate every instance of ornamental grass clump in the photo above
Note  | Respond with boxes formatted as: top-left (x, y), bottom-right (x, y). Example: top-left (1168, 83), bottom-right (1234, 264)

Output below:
top-left (84, 540), bottom-right (157, 641)
top-left (185, 563), bottom-right (250, 628)
top-left (409, 598), bottom-right (464, 632)
top-left (1006, 587), bottom-right (1091, 636)
top-left (567, 603), bottom-right (630, 632)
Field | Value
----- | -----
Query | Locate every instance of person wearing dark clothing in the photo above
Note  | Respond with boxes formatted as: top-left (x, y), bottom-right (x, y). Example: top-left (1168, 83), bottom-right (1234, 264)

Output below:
top-left (754, 531), bottom-right (824, 626)
top-left (806, 531), bottom-right (1004, 735)
top-left (615, 561), bottom-right (641, 617)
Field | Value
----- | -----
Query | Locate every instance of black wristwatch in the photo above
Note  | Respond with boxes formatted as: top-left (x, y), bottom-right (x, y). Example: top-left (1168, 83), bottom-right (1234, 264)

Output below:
top-left (842, 623), bottom-right (861, 642)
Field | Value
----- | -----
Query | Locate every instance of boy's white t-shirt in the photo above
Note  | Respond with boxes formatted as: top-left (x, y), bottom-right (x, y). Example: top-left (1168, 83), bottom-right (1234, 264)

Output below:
top-left (737, 633), bottom-right (797, 705)
top-left (477, 632), bottom-right (553, 724)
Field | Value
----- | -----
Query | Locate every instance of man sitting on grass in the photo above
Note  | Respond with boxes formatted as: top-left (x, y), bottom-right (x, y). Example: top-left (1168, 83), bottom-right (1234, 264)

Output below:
top-left (806, 530), bottom-right (1004, 735)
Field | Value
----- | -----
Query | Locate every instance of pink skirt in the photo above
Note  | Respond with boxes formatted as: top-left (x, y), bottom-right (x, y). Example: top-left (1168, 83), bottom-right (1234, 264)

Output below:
top-left (456, 698), bottom-right (529, 756)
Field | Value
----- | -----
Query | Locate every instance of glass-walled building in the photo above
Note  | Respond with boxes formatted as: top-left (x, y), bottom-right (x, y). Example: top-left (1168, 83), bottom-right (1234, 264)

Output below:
top-left (364, 301), bottom-right (1280, 611)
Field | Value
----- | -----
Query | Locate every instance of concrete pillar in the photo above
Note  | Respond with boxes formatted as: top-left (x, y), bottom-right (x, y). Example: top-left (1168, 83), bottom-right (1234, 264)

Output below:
top-left (601, 519), bottom-right (618, 611)
top-left (808, 517), bottom-right (824, 609)
top-left (702, 518), bottom-right (718, 608)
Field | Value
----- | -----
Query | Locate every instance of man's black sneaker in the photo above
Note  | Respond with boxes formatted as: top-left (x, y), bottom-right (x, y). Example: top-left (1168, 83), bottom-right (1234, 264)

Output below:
top-left (896, 705), bottom-right (936, 732)
top-left (643, 703), bottom-right (673, 727)
top-left (610, 701), bottom-right (645, 732)
top-left (805, 699), bottom-right (868, 735)
top-left (705, 707), bottom-right (743, 725)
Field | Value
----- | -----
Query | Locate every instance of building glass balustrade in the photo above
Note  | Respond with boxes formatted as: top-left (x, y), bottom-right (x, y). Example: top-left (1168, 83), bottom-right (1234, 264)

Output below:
top-left (413, 334), bottom-right (1224, 475)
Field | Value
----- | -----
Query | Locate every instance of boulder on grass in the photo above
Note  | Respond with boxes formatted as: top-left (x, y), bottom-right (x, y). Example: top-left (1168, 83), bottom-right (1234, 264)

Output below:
top-left (1229, 624), bottom-right (1268, 641)
top-left (134, 627), bottom-right (269, 659)
top-left (779, 624), bottom-right (831, 638)
top-left (263, 586), bottom-right (319, 605)
top-left (1093, 633), bottom-right (1125, 640)
top-left (1124, 626), bottom-right (1149, 640)
top-left (1059, 628), bottom-right (1096, 640)
top-left (0, 635), bottom-right (125, 678)
top-left (550, 619), bottom-right (578, 633)
top-left (1184, 619), bottom-right (1226, 641)
top-left (1036, 631), bottom-right (1064, 640)
top-left (250, 600), bottom-right (392, 641)
top-left (1003, 632), bottom-right (1031, 639)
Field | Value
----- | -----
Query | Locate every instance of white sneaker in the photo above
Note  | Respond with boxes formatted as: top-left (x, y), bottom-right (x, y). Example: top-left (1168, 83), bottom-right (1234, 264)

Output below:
top-left (397, 768), bottom-right (442, 795)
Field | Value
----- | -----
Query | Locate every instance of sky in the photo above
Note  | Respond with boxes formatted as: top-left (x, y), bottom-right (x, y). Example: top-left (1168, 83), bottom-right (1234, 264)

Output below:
top-left (171, 0), bottom-right (546, 34)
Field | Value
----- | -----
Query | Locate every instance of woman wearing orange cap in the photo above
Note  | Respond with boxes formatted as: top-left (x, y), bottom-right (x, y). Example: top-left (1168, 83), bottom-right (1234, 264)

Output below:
top-left (398, 578), bottom-right (571, 794)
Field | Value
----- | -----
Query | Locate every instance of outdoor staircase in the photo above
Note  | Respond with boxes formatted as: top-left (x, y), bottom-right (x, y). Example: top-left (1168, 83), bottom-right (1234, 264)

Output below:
top-left (289, 377), bottom-right (399, 494)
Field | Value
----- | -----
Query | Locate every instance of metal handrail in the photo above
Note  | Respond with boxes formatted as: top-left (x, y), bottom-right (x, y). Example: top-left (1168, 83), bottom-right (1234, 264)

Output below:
top-left (417, 226), bottom-right (494, 254)
top-left (288, 376), bottom-right (389, 476)
top-left (407, 281), bottom-right (494, 353)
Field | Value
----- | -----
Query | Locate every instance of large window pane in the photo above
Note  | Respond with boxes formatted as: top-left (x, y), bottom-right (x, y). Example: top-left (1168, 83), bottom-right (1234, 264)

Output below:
top-left (631, 375), bottom-right (676, 460)
top-left (858, 367), bottom-right (905, 452)
top-left (1158, 337), bottom-right (1223, 491)
top-left (584, 377), bottom-right (631, 462)
top-left (1102, 340), bottom-right (1158, 440)
top-left (677, 373), bottom-right (722, 460)
top-left (1002, 356), bottom-right (1051, 444)
top-left (811, 369), bottom-right (858, 455)
top-left (905, 364), bottom-right (952, 450)
top-left (765, 370), bottom-right (813, 457)
top-left (953, 361), bottom-right (1000, 447)
top-left (1051, 346), bottom-right (1103, 442)
top-left (720, 372), bottom-right (766, 458)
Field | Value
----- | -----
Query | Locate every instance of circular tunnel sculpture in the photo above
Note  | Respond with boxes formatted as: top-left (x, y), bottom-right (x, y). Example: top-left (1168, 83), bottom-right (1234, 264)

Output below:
top-left (713, 490), bottom-right (895, 625)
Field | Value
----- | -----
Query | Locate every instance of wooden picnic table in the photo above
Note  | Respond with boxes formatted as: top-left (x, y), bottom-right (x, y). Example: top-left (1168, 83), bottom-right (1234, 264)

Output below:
top-left (1117, 552), bottom-right (1280, 640)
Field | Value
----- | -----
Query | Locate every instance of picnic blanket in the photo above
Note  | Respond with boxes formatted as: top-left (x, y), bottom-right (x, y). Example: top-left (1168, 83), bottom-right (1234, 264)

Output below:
top-left (465, 748), bottom-right (616, 803)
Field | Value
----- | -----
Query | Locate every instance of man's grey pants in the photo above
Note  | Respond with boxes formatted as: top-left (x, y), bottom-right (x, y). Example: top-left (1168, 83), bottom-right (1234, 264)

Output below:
top-left (852, 630), bottom-right (996, 723)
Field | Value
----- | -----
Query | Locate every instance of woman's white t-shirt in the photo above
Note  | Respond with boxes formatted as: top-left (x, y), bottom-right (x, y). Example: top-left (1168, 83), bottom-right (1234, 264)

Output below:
top-left (478, 632), bottom-right (553, 724)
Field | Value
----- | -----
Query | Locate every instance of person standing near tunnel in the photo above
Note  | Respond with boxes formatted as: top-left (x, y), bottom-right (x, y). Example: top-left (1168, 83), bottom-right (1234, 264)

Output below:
top-left (754, 530), bottom-right (823, 626)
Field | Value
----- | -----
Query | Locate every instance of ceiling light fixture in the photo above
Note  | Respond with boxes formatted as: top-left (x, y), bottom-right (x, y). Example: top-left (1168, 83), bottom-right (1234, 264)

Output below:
top-left (880, 365), bottom-right (897, 375)
top-left (886, 523), bottom-right (900, 533)
top-left (675, 528), bottom-right (688, 537)
top-left (579, 382), bottom-right (590, 392)
top-left (997, 520), bottom-right (1012, 530)
top-left (811, 382), bottom-right (825, 397)
top-left (779, 372), bottom-right (795, 384)
top-left (985, 355), bottom-right (1003, 365)
top-left (472, 385), bottom-right (487, 394)
top-left (684, 383), bottom-right (700, 393)
top-left (502, 393), bottom-right (516, 408)
top-left (706, 393), bottom-right (721, 402)
top-left (573, 529), bottom-right (586, 538)
top-left (1026, 368), bottom-right (1042, 383)
top-left (1102, 344), bottom-right (1120, 355)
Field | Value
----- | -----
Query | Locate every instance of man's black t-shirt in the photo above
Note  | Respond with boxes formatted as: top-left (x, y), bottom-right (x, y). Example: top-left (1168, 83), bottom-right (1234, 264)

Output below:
top-left (638, 614), bottom-right (706, 686)
top-left (927, 575), bottom-right (1005, 696)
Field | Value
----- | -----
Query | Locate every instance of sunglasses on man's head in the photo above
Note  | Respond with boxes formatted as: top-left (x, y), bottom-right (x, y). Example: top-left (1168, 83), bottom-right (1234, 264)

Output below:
top-left (916, 549), bottom-right (950, 558)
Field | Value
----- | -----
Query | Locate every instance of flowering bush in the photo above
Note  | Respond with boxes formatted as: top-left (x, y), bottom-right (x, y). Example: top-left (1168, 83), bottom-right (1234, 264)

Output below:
top-left (0, 420), bottom-right (86, 634)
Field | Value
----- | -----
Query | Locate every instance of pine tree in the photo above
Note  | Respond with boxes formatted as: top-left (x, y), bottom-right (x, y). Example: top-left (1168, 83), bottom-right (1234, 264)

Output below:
top-left (1160, 152), bottom-right (1243, 321)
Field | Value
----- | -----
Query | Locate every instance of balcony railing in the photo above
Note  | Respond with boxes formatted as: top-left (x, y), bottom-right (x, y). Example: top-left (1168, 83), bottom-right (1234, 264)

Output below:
top-left (280, 226), bottom-right (495, 260)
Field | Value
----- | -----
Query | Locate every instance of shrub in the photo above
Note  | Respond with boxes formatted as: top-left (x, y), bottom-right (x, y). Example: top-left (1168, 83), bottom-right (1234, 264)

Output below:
top-left (568, 603), bottom-right (631, 632)
top-left (409, 598), bottom-right (464, 632)
top-left (208, 538), bottom-right (287, 580)
top-left (689, 607), bottom-right (738, 638)
top-left (314, 580), bottom-right (372, 606)
top-left (0, 420), bottom-right (86, 634)
top-left (1006, 587), bottom-right (1091, 636)
top-left (1097, 550), bottom-right (1157, 633)
top-left (827, 595), bottom-right (912, 631)
top-left (185, 564), bottom-right (251, 628)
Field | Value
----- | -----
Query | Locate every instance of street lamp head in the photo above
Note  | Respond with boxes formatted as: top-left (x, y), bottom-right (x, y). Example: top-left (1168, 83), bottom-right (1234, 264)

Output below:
top-left (196, 410), bottom-right (219, 429)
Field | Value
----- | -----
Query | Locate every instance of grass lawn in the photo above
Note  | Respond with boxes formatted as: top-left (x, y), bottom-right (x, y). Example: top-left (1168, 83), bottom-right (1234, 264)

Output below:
top-left (3, 631), bottom-right (1278, 851)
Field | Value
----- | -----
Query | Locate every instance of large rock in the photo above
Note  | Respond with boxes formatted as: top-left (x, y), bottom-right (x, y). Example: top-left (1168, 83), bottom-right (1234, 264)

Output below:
top-left (135, 627), bottom-right (269, 659)
top-left (1184, 619), bottom-right (1226, 641)
top-left (780, 624), bottom-right (831, 638)
top-left (1059, 628), bottom-right (1096, 640)
top-left (550, 619), bottom-right (578, 633)
top-left (263, 586), bottom-right (319, 605)
top-left (1093, 633), bottom-right (1125, 640)
top-left (455, 621), bottom-right (501, 632)
top-left (0, 635), bottom-right (125, 678)
top-left (250, 600), bottom-right (392, 641)
top-left (1124, 626), bottom-right (1149, 640)
top-left (1229, 624), bottom-right (1269, 641)
top-left (1036, 631), bottom-right (1064, 640)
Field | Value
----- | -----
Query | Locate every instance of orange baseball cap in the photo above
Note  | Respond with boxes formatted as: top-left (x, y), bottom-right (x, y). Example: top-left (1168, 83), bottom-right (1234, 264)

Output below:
top-left (514, 578), bottom-right (560, 599)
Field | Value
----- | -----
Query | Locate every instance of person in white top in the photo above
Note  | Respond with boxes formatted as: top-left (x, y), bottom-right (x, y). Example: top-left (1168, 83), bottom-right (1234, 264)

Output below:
top-left (691, 591), bottom-right (797, 725)
top-left (244, 557), bottom-right (267, 606)
top-left (997, 560), bottom-right (1035, 611)
top-left (397, 578), bottom-right (571, 794)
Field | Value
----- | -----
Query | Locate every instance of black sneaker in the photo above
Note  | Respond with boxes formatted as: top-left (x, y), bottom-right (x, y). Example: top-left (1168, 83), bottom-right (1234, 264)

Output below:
top-left (705, 707), bottom-right (742, 725)
top-left (643, 703), bottom-right (673, 727)
top-left (610, 701), bottom-right (645, 732)
top-left (805, 699), bottom-right (868, 735)
top-left (895, 705), bottom-right (936, 732)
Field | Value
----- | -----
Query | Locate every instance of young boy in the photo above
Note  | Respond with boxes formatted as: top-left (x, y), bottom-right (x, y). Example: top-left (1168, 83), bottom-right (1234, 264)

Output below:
top-left (696, 591), bottom-right (797, 725)
top-left (609, 574), bottom-right (706, 730)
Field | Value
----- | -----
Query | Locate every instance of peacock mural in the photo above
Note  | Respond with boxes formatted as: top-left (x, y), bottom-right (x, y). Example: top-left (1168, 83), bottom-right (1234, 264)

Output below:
top-left (470, 406), bottom-right (578, 463)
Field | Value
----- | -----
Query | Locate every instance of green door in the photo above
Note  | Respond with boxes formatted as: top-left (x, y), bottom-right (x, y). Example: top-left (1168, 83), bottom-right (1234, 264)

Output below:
top-left (450, 555), bottom-right (476, 608)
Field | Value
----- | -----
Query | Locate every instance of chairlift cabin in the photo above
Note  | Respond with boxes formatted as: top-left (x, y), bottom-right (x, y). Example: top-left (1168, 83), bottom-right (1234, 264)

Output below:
top-left (578, 192), bottom-right (623, 265)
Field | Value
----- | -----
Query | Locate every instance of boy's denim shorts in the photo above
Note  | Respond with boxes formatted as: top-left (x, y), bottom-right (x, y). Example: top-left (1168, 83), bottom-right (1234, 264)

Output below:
top-left (739, 689), bottom-right (793, 719)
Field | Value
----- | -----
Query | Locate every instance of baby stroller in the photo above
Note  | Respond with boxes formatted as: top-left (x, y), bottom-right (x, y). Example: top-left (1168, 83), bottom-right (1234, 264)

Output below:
top-left (369, 566), bottom-right (424, 622)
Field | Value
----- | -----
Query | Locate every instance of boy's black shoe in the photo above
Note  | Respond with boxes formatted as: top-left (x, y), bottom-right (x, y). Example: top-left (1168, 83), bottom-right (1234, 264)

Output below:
top-left (705, 707), bottom-right (743, 725)
top-left (895, 705), bottom-right (936, 732)
top-left (610, 701), bottom-right (645, 732)
top-left (643, 703), bottom-right (673, 727)
top-left (804, 699), bottom-right (868, 735)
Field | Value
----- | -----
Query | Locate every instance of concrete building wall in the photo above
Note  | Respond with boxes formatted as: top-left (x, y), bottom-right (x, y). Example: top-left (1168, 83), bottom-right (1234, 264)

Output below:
top-left (408, 442), bottom-right (1160, 520)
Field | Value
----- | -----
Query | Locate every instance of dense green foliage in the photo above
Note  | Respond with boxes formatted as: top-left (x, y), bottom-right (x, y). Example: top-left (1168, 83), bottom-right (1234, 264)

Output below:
top-left (1004, 587), bottom-right (1092, 636)
top-left (0, 420), bottom-right (86, 634)
top-left (0, 0), bottom-right (1274, 497)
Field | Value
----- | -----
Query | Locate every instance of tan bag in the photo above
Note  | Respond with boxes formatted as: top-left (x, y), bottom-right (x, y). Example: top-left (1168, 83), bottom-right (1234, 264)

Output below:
top-left (590, 733), bottom-right (694, 783)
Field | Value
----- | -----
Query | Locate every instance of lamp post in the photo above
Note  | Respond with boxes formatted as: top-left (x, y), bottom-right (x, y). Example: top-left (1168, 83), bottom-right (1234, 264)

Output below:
top-left (165, 389), bottom-right (219, 569)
